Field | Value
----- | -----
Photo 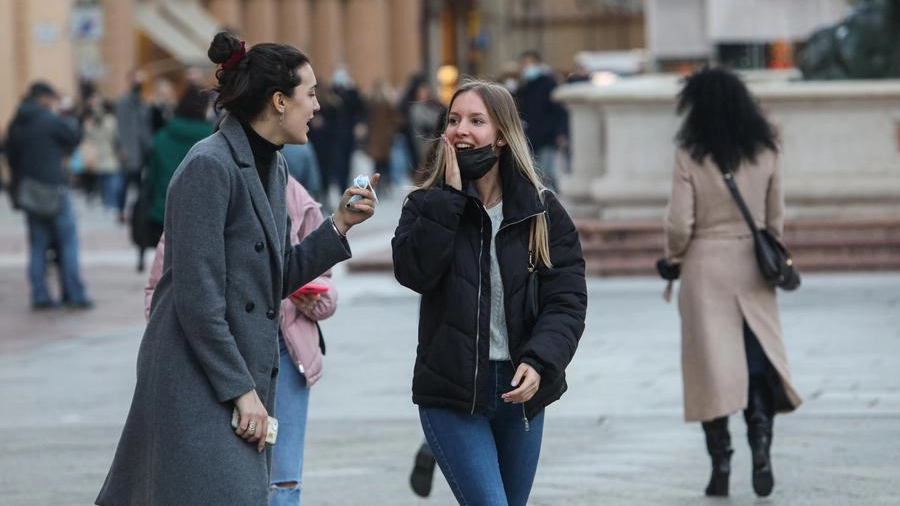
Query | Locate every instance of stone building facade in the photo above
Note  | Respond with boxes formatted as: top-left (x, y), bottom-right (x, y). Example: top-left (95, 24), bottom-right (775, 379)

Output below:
top-left (0, 0), bottom-right (645, 127)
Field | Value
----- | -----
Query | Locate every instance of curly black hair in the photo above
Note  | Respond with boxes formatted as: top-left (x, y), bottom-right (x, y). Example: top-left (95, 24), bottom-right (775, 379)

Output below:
top-left (675, 67), bottom-right (778, 174)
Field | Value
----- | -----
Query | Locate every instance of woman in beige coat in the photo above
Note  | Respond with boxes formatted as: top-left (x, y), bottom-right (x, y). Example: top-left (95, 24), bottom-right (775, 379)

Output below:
top-left (662, 67), bottom-right (802, 498)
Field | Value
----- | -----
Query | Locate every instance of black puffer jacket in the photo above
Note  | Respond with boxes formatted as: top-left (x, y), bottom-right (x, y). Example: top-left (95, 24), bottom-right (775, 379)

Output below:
top-left (392, 154), bottom-right (587, 420)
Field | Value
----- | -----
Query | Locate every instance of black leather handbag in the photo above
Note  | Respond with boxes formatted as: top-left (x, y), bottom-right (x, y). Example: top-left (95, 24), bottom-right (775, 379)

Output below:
top-left (723, 172), bottom-right (801, 291)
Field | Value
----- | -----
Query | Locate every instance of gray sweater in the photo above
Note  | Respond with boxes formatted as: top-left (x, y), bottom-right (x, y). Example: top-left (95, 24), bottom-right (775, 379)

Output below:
top-left (486, 201), bottom-right (510, 360)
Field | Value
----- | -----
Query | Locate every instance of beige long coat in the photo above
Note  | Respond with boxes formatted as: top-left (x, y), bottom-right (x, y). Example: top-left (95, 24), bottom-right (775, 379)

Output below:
top-left (665, 148), bottom-right (802, 422)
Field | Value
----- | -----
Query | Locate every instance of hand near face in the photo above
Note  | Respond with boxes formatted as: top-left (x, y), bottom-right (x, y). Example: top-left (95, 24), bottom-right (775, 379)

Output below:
top-left (333, 173), bottom-right (380, 234)
top-left (441, 135), bottom-right (462, 191)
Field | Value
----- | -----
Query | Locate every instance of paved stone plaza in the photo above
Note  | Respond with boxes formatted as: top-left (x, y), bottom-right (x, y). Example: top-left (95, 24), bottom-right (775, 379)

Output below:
top-left (0, 193), bottom-right (897, 506)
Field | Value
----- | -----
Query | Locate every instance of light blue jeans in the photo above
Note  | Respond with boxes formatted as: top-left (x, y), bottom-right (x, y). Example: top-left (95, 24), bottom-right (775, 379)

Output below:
top-left (269, 334), bottom-right (310, 506)
top-left (534, 145), bottom-right (558, 191)
top-left (26, 192), bottom-right (89, 305)
top-left (98, 173), bottom-right (121, 210)
top-left (419, 361), bottom-right (545, 506)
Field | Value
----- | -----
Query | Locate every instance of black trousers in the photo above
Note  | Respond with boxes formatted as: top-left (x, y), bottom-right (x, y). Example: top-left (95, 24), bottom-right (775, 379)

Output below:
top-left (743, 321), bottom-right (769, 375)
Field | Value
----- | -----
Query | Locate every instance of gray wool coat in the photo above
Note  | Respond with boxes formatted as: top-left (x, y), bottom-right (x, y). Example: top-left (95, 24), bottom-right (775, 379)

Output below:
top-left (96, 117), bottom-right (351, 506)
top-left (665, 148), bottom-right (801, 422)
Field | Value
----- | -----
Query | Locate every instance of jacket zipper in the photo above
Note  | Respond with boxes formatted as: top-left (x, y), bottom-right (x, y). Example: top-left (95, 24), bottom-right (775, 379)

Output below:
top-left (508, 356), bottom-right (532, 432)
top-left (472, 204), bottom-right (540, 414)
top-left (499, 212), bottom-right (542, 431)
top-left (497, 212), bottom-right (542, 235)
top-left (471, 212), bottom-right (485, 414)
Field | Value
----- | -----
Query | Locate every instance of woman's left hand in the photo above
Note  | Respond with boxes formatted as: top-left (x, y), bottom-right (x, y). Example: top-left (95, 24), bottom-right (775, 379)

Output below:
top-left (333, 173), bottom-right (381, 234)
top-left (502, 363), bottom-right (541, 403)
top-left (289, 293), bottom-right (320, 311)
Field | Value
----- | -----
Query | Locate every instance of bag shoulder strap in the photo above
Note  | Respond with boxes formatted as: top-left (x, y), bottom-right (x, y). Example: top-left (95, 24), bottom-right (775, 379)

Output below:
top-left (527, 217), bottom-right (537, 272)
top-left (722, 171), bottom-right (760, 235)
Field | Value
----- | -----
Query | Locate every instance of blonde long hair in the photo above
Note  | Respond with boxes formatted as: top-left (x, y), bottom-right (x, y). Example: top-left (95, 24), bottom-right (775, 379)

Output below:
top-left (419, 79), bottom-right (552, 267)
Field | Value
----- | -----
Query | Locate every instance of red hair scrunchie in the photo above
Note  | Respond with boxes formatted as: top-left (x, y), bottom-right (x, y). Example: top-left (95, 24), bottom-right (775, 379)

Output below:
top-left (221, 41), bottom-right (246, 70)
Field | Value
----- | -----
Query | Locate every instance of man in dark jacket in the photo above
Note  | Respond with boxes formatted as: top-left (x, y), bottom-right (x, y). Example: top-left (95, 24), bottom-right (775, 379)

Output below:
top-left (6, 81), bottom-right (93, 309)
top-left (516, 50), bottom-right (568, 190)
top-left (114, 69), bottom-right (153, 222)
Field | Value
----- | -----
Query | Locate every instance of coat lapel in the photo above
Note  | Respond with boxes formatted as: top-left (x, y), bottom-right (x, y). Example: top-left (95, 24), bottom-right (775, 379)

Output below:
top-left (267, 153), bottom-right (287, 255)
top-left (267, 152), bottom-right (287, 281)
top-left (219, 117), bottom-right (283, 275)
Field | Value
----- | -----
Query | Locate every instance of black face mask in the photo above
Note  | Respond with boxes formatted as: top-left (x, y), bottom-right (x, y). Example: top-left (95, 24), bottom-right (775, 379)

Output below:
top-left (456, 144), bottom-right (498, 180)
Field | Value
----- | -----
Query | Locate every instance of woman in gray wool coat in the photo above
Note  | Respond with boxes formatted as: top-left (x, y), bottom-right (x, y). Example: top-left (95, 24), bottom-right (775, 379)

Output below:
top-left (96, 32), bottom-right (379, 506)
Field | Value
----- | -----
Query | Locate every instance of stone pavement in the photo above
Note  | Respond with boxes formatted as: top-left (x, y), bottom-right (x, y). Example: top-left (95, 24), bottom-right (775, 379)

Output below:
top-left (0, 191), bottom-right (898, 506)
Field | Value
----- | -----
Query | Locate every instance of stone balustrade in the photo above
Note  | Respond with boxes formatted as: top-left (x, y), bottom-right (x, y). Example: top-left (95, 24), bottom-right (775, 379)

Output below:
top-left (554, 74), bottom-right (900, 220)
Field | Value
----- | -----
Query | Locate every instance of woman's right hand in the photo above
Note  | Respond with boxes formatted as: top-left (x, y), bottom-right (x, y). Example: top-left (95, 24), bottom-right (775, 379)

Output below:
top-left (234, 389), bottom-right (268, 452)
top-left (333, 173), bottom-right (380, 235)
top-left (441, 134), bottom-right (461, 191)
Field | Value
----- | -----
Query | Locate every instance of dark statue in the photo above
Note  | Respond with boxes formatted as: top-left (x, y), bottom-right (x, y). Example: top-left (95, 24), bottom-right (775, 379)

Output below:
top-left (797, 0), bottom-right (900, 79)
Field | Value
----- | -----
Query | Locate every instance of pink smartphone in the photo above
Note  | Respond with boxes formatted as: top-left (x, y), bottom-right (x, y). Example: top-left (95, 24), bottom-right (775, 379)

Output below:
top-left (291, 282), bottom-right (328, 298)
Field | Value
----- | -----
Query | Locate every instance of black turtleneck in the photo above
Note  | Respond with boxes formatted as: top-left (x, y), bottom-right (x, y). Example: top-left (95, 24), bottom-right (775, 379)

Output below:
top-left (238, 119), bottom-right (283, 195)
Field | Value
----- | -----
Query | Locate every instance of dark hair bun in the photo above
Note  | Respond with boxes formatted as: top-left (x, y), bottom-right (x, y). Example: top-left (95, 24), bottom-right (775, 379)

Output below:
top-left (208, 32), bottom-right (242, 65)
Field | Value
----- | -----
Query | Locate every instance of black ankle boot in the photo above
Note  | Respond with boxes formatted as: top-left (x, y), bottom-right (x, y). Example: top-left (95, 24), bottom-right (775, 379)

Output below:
top-left (409, 442), bottom-right (436, 497)
top-left (702, 417), bottom-right (733, 497)
top-left (745, 375), bottom-right (775, 497)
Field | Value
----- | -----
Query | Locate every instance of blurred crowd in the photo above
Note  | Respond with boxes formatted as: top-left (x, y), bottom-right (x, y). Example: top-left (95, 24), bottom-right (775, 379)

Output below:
top-left (0, 49), bottom-right (578, 308)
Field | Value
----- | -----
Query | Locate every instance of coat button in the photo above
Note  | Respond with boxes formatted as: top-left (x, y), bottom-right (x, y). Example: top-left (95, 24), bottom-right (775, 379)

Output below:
top-left (266, 308), bottom-right (276, 320)
top-left (255, 242), bottom-right (264, 252)
top-left (245, 302), bottom-right (255, 313)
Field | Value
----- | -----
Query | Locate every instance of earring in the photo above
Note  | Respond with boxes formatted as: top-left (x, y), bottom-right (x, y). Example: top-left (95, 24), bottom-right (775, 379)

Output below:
top-left (279, 108), bottom-right (285, 124)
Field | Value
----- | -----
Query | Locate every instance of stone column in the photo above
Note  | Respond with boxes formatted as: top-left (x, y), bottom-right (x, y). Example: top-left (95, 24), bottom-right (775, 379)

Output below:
top-left (244, 0), bottom-right (278, 45)
top-left (99, 0), bottom-right (136, 98)
top-left (561, 100), bottom-right (605, 208)
top-left (345, 0), bottom-right (390, 92)
top-left (388, 0), bottom-right (422, 87)
top-left (0, 0), bottom-right (18, 125)
top-left (310, 0), bottom-right (343, 82)
top-left (278, 0), bottom-right (311, 51)
top-left (16, 0), bottom-right (75, 98)
top-left (207, 0), bottom-right (243, 31)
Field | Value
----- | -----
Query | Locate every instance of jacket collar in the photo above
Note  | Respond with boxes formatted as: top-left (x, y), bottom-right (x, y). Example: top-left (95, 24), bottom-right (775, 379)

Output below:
top-left (462, 149), bottom-right (545, 223)
top-left (219, 115), bottom-right (255, 169)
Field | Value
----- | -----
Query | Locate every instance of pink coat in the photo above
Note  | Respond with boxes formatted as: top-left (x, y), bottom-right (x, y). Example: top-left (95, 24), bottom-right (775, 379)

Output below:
top-left (144, 177), bottom-right (337, 386)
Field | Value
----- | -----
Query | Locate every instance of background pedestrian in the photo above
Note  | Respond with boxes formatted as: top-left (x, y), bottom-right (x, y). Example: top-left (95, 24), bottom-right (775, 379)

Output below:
top-left (661, 66), bottom-right (803, 498)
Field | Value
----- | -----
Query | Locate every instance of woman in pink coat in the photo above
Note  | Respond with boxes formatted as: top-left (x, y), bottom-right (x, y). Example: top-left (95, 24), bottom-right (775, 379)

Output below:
top-left (145, 175), bottom-right (336, 506)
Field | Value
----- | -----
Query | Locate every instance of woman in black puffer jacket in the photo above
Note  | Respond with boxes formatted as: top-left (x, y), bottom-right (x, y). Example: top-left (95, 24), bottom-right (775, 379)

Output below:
top-left (392, 79), bottom-right (587, 506)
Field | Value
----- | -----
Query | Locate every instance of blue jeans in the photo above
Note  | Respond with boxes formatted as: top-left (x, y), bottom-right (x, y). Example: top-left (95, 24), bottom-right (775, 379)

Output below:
top-left (26, 192), bottom-right (89, 304)
top-left (419, 361), bottom-right (545, 506)
top-left (269, 334), bottom-right (310, 506)
top-left (98, 173), bottom-right (121, 210)
top-left (534, 145), bottom-right (558, 191)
